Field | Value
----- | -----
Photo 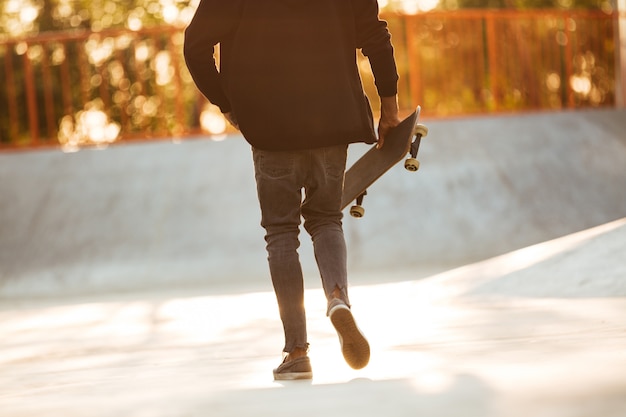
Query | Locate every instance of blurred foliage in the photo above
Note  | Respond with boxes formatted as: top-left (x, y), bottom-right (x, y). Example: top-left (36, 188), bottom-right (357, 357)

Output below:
top-left (0, 0), bottom-right (615, 38)
top-left (379, 0), bottom-right (614, 13)
top-left (438, 0), bottom-right (612, 10)
top-left (382, 0), bottom-right (614, 11)
top-left (394, 11), bottom-right (616, 116)
top-left (1, 0), bottom-right (198, 37)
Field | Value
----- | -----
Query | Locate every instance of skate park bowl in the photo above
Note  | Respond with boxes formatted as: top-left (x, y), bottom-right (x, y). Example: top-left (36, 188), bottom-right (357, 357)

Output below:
top-left (1, 108), bottom-right (625, 297)
top-left (2, 109), bottom-right (626, 417)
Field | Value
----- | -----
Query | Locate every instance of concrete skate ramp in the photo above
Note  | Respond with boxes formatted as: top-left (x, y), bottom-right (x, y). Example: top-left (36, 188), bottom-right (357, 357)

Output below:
top-left (2, 219), bottom-right (626, 417)
top-left (1, 109), bottom-right (625, 297)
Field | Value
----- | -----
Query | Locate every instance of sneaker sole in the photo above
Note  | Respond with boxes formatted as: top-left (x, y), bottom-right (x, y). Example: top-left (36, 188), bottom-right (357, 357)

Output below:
top-left (329, 305), bottom-right (370, 369)
top-left (273, 371), bottom-right (313, 381)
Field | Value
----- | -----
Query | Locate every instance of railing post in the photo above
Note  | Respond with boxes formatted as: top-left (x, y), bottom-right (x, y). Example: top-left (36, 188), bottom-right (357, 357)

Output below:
top-left (405, 14), bottom-right (423, 110)
top-left (615, 0), bottom-right (626, 107)
top-left (563, 12), bottom-right (575, 109)
top-left (77, 43), bottom-right (91, 108)
top-left (60, 43), bottom-right (74, 118)
top-left (5, 44), bottom-right (19, 142)
top-left (485, 11), bottom-right (499, 111)
top-left (41, 44), bottom-right (57, 140)
top-left (23, 44), bottom-right (40, 144)
top-left (169, 33), bottom-right (185, 137)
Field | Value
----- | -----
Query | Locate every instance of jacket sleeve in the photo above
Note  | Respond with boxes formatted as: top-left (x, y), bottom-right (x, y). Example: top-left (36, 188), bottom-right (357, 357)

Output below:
top-left (183, 0), bottom-right (243, 113)
top-left (352, 0), bottom-right (399, 97)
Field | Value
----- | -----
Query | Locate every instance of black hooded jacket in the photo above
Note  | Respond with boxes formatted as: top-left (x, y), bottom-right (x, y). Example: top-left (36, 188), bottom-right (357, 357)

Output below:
top-left (184, 0), bottom-right (399, 151)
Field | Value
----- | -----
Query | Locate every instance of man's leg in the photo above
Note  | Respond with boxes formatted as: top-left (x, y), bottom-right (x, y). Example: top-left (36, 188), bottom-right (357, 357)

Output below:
top-left (301, 145), bottom-right (350, 306)
top-left (302, 145), bottom-right (370, 370)
top-left (252, 148), bottom-right (308, 355)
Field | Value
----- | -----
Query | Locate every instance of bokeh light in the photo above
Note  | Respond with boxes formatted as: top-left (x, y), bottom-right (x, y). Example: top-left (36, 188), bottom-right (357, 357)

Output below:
top-left (58, 100), bottom-right (121, 151)
top-left (200, 104), bottom-right (228, 136)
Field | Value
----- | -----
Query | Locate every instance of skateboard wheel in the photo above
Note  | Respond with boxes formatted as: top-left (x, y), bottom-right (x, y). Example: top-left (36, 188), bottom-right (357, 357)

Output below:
top-left (350, 205), bottom-right (365, 218)
top-left (414, 124), bottom-right (428, 138)
top-left (404, 158), bottom-right (420, 171)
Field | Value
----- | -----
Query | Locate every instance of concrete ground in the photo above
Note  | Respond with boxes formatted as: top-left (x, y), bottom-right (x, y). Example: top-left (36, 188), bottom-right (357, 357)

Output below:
top-left (1, 109), bottom-right (626, 416)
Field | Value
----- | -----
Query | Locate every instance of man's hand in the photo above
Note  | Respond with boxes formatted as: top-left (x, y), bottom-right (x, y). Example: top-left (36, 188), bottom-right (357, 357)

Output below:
top-left (377, 95), bottom-right (401, 149)
top-left (224, 112), bottom-right (239, 130)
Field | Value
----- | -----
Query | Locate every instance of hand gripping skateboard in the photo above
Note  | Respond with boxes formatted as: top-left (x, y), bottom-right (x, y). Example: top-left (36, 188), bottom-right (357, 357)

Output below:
top-left (341, 106), bottom-right (428, 218)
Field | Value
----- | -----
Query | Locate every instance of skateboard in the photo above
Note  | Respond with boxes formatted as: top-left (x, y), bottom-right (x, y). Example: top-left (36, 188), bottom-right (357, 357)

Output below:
top-left (341, 106), bottom-right (428, 218)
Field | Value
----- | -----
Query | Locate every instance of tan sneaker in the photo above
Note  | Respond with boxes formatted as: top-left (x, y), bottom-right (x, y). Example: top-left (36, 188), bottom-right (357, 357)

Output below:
top-left (328, 299), bottom-right (370, 369)
top-left (273, 356), bottom-right (313, 380)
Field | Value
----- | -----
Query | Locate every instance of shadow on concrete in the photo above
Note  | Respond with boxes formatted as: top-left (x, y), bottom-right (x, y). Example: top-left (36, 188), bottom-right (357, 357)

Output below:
top-left (205, 376), bottom-right (494, 417)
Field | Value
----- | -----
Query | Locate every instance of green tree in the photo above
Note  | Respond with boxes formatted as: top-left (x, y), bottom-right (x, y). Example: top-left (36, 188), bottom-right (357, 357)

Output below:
top-left (0, 0), bottom-right (197, 37)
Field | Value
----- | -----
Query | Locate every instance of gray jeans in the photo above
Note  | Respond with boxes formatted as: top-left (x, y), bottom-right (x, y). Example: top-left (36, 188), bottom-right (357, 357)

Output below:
top-left (252, 145), bottom-right (350, 353)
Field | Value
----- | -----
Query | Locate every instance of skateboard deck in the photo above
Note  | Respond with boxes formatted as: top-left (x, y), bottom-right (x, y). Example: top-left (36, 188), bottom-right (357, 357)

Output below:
top-left (341, 106), bottom-right (427, 217)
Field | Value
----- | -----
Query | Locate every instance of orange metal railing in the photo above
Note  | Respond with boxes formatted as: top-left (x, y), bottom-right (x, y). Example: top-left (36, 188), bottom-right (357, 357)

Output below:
top-left (392, 9), bottom-right (618, 115)
top-left (0, 9), bottom-right (620, 150)
top-left (0, 26), bottom-right (200, 149)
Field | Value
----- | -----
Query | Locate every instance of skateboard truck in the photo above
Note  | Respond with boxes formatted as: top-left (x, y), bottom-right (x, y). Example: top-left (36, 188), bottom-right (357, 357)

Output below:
top-left (349, 123), bottom-right (428, 218)
top-left (350, 190), bottom-right (367, 218)
top-left (342, 106), bottom-right (427, 219)
top-left (404, 123), bottom-right (428, 171)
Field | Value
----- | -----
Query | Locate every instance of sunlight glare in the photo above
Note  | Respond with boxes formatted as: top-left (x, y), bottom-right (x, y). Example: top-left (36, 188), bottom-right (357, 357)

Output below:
top-left (154, 51), bottom-right (174, 86)
top-left (411, 370), bottom-right (455, 393)
top-left (570, 75), bottom-right (592, 96)
top-left (396, 0), bottom-right (439, 13)
top-left (85, 37), bottom-right (115, 66)
top-left (135, 43), bottom-right (150, 62)
top-left (127, 12), bottom-right (143, 31)
top-left (200, 105), bottom-right (227, 135)
top-left (4, 0), bottom-right (19, 13)
top-left (162, 4), bottom-right (179, 24)
top-left (19, 5), bottom-right (39, 24)
top-left (58, 101), bottom-right (121, 150)
top-left (546, 72), bottom-right (561, 92)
